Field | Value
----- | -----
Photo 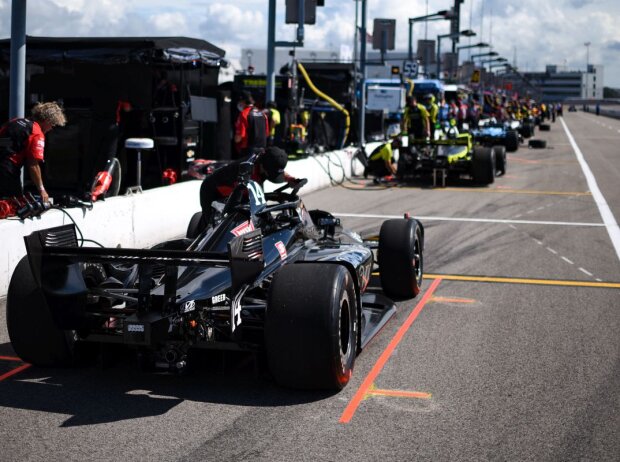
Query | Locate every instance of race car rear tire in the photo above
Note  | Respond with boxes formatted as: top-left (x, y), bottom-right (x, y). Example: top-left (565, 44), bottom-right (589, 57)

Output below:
top-left (6, 257), bottom-right (78, 366)
top-left (472, 147), bottom-right (496, 185)
top-left (539, 123), bottom-right (551, 131)
top-left (528, 139), bottom-right (547, 149)
top-left (520, 123), bottom-right (534, 139)
top-left (378, 219), bottom-right (423, 299)
top-left (493, 145), bottom-right (507, 175)
top-left (504, 130), bottom-right (519, 152)
top-left (266, 263), bottom-right (357, 390)
top-left (187, 211), bottom-right (206, 239)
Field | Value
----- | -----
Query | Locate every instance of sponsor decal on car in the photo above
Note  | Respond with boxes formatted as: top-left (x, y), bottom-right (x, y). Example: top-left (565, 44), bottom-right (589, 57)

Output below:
top-left (127, 324), bottom-right (145, 333)
top-left (275, 241), bottom-right (287, 260)
top-left (182, 300), bottom-right (196, 313)
top-left (211, 293), bottom-right (227, 305)
top-left (231, 220), bottom-right (255, 237)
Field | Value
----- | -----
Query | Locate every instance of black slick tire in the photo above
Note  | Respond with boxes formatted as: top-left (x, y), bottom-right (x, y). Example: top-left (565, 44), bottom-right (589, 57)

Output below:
top-left (504, 130), bottom-right (519, 152)
top-left (492, 145), bottom-right (507, 175)
top-left (539, 123), bottom-right (551, 131)
top-left (378, 219), bottom-right (423, 299)
top-left (266, 263), bottom-right (357, 390)
top-left (472, 146), bottom-right (496, 185)
top-left (187, 211), bottom-right (206, 239)
top-left (6, 257), bottom-right (76, 366)
top-left (528, 139), bottom-right (547, 149)
top-left (520, 123), bottom-right (534, 139)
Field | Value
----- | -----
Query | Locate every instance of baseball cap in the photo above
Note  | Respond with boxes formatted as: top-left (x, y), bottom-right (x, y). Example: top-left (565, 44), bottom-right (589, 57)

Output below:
top-left (262, 147), bottom-right (288, 183)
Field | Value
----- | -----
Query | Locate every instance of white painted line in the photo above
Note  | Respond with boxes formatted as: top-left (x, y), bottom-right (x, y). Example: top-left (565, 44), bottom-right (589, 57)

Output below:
top-left (534, 239), bottom-right (544, 245)
top-left (561, 117), bottom-right (620, 262)
top-left (596, 278), bottom-right (602, 282)
top-left (546, 247), bottom-right (558, 255)
top-left (579, 267), bottom-right (594, 277)
top-left (536, 207), bottom-right (545, 211)
top-left (561, 256), bottom-right (574, 265)
top-left (334, 213), bottom-right (605, 227)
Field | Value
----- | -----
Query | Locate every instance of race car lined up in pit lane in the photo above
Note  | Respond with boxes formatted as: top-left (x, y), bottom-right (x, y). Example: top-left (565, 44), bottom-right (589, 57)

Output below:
top-left (7, 152), bottom-right (425, 391)
top-left (399, 133), bottom-right (503, 185)
top-left (469, 118), bottom-right (521, 153)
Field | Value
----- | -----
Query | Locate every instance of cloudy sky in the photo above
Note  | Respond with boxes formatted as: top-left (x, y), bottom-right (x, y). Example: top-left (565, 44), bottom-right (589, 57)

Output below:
top-left (1, 0), bottom-right (619, 87)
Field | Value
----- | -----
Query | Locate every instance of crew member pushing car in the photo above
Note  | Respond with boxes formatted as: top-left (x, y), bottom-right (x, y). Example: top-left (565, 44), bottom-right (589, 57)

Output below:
top-left (0, 102), bottom-right (66, 203)
top-left (199, 146), bottom-right (298, 227)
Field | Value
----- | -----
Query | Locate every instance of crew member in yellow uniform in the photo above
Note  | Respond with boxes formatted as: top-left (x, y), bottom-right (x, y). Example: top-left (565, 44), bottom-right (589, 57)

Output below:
top-left (402, 95), bottom-right (430, 141)
top-left (364, 137), bottom-right (400, 181)
top-left (264, 101), bottom-right (281, 146)
top-left (423, 93), bottom-right (439, 139)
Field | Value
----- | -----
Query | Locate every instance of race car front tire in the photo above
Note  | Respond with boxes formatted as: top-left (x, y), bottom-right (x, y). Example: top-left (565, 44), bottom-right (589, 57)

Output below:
top-left (493, 145), bottom-right (507, 175)
top-left (6, 257), bottom-right (80, 366)
top-left (266, 263), bottom-right (357, 390)
top-left (472, 147), bottom-right (496, 185)
top-left (187, 211), bottom-right (206, 239)
top-left (504, 130), bottom-right (519, 152)
top-left (520, 123), bottom-right (534, 139)
top-left (378, 219), bottom-right (423, 299)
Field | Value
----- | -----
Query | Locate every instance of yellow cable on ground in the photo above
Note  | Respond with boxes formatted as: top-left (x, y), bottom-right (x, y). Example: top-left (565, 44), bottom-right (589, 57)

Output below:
top-left (297, 61), bottom-right (350, 147)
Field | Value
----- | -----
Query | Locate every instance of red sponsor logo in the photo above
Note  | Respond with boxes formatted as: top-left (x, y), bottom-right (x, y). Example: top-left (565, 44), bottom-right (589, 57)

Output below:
top-left (275, 241), bottom-right (287, 260)
top-left (231, 220), bottom-right (255, 237)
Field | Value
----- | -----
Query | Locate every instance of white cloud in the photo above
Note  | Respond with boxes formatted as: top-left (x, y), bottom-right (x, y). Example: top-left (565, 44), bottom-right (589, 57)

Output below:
top-left (149, 12), bottom-right (188, 35)
top-left (0, 0), bottom-right (619, 87)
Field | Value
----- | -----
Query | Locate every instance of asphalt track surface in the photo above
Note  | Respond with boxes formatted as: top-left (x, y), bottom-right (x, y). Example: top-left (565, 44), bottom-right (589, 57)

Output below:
top-left (1, 111), bottom-right (619, 461)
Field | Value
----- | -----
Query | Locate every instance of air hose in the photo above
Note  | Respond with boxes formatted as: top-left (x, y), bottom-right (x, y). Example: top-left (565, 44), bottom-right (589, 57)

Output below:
top-left (297, 61), bottom-right (350, 148)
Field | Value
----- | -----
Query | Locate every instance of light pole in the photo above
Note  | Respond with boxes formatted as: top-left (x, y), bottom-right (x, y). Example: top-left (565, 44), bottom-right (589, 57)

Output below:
top-left (437, 29), bottom-right (476, 79)
top-left (456, 42), bottom-right (488, 68)
top-left (407, 10), bottom-right (453, 61)
top-left (584, 41), bottom-right (591, 98)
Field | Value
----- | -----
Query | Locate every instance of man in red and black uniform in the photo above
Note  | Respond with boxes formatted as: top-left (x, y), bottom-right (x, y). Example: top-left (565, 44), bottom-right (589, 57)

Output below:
top-left (199, 146), bottom-right (297, 226)
top-left (0, 102), bottom-right (66, 203)
top-left (234, 91), bottom-right (269, 157)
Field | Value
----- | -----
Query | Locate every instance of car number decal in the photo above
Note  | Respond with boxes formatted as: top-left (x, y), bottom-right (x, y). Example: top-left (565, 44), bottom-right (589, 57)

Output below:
top-left (275, 241), bottom-right (287, 260)
top-left (231, 220), bottom-right (255, 237)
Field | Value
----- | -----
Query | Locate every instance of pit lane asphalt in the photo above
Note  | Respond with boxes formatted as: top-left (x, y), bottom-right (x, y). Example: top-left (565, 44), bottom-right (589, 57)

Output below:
top-left (1, 111), bottom-right (618, 461)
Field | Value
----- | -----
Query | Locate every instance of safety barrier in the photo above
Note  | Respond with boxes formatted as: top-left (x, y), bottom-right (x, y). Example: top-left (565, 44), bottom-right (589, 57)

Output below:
top-left (0, 146), bottom-right (366, 298)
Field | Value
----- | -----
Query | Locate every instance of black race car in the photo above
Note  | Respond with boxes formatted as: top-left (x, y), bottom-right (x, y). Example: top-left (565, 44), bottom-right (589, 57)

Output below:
top-left (7, 152), bottom-right (425, 390)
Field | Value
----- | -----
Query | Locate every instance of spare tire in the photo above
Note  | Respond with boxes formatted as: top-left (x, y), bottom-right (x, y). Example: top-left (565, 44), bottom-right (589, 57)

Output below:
top-left (529, 139), bottom-right (547, 149)
top-left (539, 123), bottom-right (551, 131)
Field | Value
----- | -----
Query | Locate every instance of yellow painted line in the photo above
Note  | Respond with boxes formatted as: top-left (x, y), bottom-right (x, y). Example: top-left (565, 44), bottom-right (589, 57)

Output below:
top-left (430, 296), bottom-right (477, 304)
top-left (367, 388), bottom-right (432, 400)
top-left (424, 274), bottom-right (620, 289)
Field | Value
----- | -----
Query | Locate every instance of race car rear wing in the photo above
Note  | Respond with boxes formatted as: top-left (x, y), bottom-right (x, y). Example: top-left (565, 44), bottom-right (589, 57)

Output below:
top-left (23, 225), bottom-right (264, 326)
